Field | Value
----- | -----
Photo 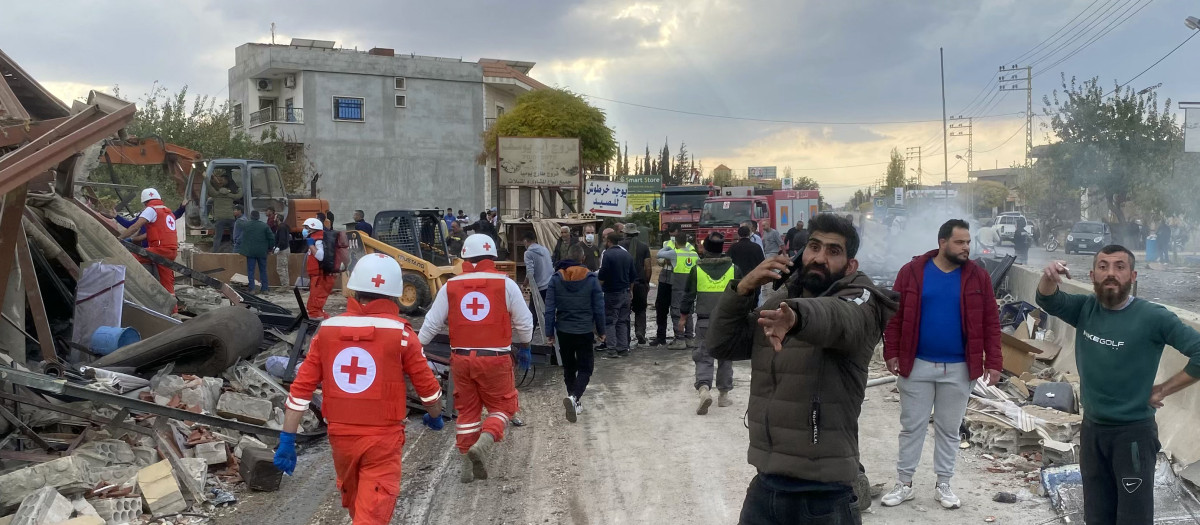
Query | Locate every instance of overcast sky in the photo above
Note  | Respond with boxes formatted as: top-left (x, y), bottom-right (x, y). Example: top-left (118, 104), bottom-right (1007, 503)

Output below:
top-left (7, 0), bottom-right (1199, 203)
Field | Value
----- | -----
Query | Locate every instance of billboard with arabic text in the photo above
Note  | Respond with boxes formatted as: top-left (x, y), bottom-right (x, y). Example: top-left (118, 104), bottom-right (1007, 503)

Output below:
top-left (584, 181), bottom-right (628, 216)
top-left (497, 137), bottom-right (582, 187)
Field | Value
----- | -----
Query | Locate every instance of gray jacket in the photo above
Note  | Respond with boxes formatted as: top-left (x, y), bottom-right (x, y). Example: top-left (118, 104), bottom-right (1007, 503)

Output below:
top-left (524, 243), bottom-right (554, 291)
top-left (707, 271), bottom-right (898, 484)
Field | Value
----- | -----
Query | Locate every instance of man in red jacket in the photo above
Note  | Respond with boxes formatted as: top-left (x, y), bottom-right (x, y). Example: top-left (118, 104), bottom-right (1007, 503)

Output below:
top-left (881, 219), bottom-right (1002, 511)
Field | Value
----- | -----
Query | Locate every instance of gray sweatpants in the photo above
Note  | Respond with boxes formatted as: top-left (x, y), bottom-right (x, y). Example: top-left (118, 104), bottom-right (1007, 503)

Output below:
top-left (669, 281), bottom-right (695, 339)
top-left (604, 290), bottom-right (631, 352)
top-left (896, 358), bottom-right (972, 485)
top-left (692, 319), bottom-right (732, 391)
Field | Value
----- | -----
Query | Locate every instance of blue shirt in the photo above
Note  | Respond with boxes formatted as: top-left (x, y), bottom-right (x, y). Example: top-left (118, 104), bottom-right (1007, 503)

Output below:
top-left (916, 259), bottom-right (966, 363)
top-left (355, 220), bottom-right (373, 236)
top-left (444, 213), bottom-right (456, 230)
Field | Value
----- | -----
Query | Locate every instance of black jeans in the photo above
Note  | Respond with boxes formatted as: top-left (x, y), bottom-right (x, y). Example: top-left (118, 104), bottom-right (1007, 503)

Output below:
top-left (739, 476), bottom-right (860, 525)
top-left (654, 281), bottom-right (672, 341)
top-left (557, 331), bottom-right (595, 400)
top-left (631, 281), bottom-right (649, 340)
top-left (1080, 418), bottom-right (1159, 525)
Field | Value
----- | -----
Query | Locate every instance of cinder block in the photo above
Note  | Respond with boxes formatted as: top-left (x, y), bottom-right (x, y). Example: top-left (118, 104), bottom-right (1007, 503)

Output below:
top-left (70, 497), bottom-right (100, 518)
top-left (239, 447), bottom-right (282, 492)
top-left (136, 461), bottom-right (186, 516)
top-left (11, 487), bottom-right (73, 525)
top-left (87, 466), bottom-right (140, 486)
top-left (0, 456), bottom-right (92, 508)
top-left (56, 517), bottom-right (105, 525)
top-left (177, 458), bottom-right (207, 489)
top-left (234, 436), bottom-right (269, 459)
top-left (215, 392), bottom-right (273, 425)
top-left (130, 446), bottom-right (157, 467)
top-left (72, 440), bottom-right (136, 468)
top-left (90, 497), bottom-right (141, 525)
top-left (194, 441), bottom-right (228, 466)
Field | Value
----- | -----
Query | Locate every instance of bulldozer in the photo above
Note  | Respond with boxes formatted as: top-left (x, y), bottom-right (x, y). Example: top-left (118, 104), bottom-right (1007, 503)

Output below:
top-left (345, 209), bottom-right (515, 315)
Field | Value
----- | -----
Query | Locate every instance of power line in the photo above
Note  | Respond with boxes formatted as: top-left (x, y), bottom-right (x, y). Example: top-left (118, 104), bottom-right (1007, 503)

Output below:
top-left (1026, 0), bottom-right (1128, 69)
top-left (1009, 0), bottom-right (1105, 65)
top-left (1034, 0), bottom-right (1155, 76)
top-left (1106, 30), bottom-right (1200, 95)
top-left (579, 93), bottom-right (1023, 125)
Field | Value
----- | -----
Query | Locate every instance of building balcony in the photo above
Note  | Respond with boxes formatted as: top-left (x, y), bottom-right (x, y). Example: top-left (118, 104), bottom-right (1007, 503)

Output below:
top-left (249, 107), bottom-right (304, 127)
top-left (485, 117), bottom-right (496, 131)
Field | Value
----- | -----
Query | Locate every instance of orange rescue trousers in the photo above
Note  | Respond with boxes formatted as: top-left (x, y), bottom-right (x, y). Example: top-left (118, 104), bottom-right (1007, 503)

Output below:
top-left (328, 430), bottom-right (405, 525)
top-left (307, 273), bottom-right (335, 319)
top-left (146, 246), bottom-right (177, 296)
top-left (450, 353), bottom-right (519, 453)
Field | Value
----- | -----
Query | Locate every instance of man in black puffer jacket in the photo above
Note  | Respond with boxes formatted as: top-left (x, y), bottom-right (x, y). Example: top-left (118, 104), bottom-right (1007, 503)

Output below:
top-left (708, 214), bottom-right (898, 525)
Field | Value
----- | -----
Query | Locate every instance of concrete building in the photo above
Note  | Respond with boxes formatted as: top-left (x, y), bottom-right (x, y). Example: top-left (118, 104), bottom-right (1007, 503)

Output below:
top-left (227, 40), bottom-right (486, 223)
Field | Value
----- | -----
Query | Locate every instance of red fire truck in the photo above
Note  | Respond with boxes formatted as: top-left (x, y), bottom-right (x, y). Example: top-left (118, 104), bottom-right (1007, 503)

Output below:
top-left (697, 188), bottom-right (821, 253)
top-left (659, 185), bottom-right (713, 240)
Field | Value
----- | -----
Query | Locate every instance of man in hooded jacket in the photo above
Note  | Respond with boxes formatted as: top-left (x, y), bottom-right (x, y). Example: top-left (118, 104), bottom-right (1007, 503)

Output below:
top-left (544, 244), bottom-right (606, 423)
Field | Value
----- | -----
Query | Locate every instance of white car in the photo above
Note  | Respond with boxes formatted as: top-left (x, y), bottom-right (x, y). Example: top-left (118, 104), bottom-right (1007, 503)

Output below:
top-left (995, 214), bottom-right (1028, 245)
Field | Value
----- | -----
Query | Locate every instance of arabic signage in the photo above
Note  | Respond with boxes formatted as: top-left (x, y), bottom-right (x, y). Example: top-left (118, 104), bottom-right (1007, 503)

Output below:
top-left (894, 187), bottom-right (904, 205)
top-left (748, 166), bottom-right (777, 179)
top-left (497, 137), bottom-right (581, 187)
top-left (584, 180), bottom-right (628, 216)
top-left (625, 174), bottom-right (661, 214)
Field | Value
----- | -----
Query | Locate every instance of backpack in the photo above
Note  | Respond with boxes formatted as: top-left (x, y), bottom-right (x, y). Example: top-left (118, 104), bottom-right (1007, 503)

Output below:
top-left (319, 230), bottom-right (351, 274)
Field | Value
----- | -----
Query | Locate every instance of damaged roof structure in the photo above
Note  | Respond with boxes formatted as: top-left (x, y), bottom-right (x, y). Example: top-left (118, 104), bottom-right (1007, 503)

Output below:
top-left (0, 49), bottom-right (344, 523)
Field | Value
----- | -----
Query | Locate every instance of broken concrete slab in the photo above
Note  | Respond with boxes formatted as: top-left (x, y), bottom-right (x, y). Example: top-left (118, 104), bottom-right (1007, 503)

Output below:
top-left (177, 457), bottom-right (207, 489)
top-left (0, 456), bottom-right (93, 508)
top-left (194, 441), bottom-right (227, 466)
top-left (89, 497), bottom-right (141, 525)
top-left (69, 497), bottom-right (100, 519)
top-left (136, 460), bottom-right (187, 515)
top-left (1023, 405), bottom-right (1083, 443)
top-left (239, 447), bottom-right (282, 492)
top-left (215, 392), bottom-right (273, 425)
top-left (86, 466), bottom-right (140, 486)
top-left (70, 439), bottom-right (136, 468)
top-left (234, 435), bottom-right (269, 459)
top-left (130, 446), bottom-right (157, 467)
top-left (11, 487), bottom-right (73, 525)
top-left (55, 517), bottom-right (105, 525)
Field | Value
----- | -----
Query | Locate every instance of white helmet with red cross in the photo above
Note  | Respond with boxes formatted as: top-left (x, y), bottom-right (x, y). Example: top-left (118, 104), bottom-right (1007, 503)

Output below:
top-left (140, 188), bottom-right (161, 203)
top-left (346, 253), bottom-right (404, 297)
top-left (461, 233), bottom-right (498, 259)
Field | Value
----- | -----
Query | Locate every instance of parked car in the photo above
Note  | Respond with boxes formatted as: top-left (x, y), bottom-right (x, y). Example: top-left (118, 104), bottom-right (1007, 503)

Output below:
top-left (1065, 221), bottom-right (1112, 255)
top-left (995, 212), bottom-right (1028, 245)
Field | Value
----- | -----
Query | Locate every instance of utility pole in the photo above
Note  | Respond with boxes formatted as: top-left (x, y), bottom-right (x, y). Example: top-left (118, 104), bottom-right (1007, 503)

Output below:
top-left (940, 48), bottom-right (949, 205)
top-left (998, 64), bottom-right (1033, 167)
top-left (948, 116), bottom-right (973, 172)
top-left (904, 146), bottom-right (923, 188)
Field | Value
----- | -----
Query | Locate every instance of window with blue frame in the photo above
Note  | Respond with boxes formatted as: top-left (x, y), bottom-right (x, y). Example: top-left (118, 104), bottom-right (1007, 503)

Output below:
top-left (333, 97), bottom-right (364, 121)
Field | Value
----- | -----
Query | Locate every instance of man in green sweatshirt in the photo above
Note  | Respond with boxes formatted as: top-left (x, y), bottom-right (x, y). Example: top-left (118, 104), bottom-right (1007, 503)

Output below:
top-left (1037, 245), bottom-right (1200, 525)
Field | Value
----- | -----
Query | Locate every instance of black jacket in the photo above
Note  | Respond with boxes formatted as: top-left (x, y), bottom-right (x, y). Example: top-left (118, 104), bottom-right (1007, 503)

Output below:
top-left (728, 238), bottom-right (765, 277)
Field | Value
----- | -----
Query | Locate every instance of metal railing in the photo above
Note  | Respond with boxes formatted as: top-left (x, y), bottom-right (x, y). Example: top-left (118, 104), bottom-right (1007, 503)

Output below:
top-left (249, 107), bottom-right (304, 127)
top-left (485, 117), bottom-right (496, 131)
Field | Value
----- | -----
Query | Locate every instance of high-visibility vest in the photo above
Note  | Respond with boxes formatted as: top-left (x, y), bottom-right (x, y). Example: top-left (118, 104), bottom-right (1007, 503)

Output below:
top-left (315, 313), bottom-right (425, 425)
top-left (673, 243), bottom-right (698, 274)
top-left (142, 200), bottom-right (178, 249)
top-left (696, 265), bottom-right (735, 293)
top-left (446, 268), bottom-right (513, 350)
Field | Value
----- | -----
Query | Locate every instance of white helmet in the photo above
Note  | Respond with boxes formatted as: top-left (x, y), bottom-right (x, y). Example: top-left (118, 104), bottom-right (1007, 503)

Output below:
top-left (141, 188), bottom-right (161, 203)
top-left (461, 234), bottom-right (498, 259)
top-left (346, 253), bottom-right (404, 297)
top-left (302, 218), bottom-right (322, 231)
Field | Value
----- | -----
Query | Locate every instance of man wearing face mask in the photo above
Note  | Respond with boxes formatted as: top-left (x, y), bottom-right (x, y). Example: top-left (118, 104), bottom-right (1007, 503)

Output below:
top-left (1037, 247), bottom-right (1200, 524)
top-left (574, 226), bottom-right (602, 271)
top-left (708, 214), bottom-right (898, 524)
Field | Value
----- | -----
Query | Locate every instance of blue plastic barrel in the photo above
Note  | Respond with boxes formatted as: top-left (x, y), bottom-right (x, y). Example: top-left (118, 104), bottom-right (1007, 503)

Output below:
top-left (91, 326), bottom-right (141, 355)
top-left (1146, 238), bottom-right (1158, 262)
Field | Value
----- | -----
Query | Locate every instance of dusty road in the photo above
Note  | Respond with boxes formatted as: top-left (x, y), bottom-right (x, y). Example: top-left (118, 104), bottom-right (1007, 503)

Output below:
top-left (225, 320), bottom-right (1058, 524)
top-left (1026, 247), bottom-right (1200, 310)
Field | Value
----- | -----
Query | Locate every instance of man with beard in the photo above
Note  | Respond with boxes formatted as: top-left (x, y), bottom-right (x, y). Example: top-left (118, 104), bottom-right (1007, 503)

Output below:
top-left (1038, 246), bottom-right (1200, 524)
top-left (881, 220), bottom-right (1002, 511)
top-left (708, 214), bottom-right (898, 524)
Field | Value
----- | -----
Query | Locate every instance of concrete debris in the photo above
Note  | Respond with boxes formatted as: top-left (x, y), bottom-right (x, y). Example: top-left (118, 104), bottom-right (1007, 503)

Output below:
top-left (1022, 405), bottom-right (1083, 442)
top-left (178, 377), bottom-right (222, 415)
top-left (71, 440), bottom-right (136, 468)
top-left (234, 436), bottom-right (269, 459)
top-left (174, 285), bottom-right (228, 315)
top-left (194, 441), bottom-right (228, 466)
top-left (89, 497), bottom-right (141, 525)
top-left (56, 517), bottom-right (105, 525)
top-left (87, 466), bottom-right (140, 486)
top-left (177, 458), bottom-right (208, 489)
top-left (215, 392), bottom-right (273, 425)
top-left (239, 447), bottom-right (282, 492)
top-left (11, 487), bottom-right (73, 525)
top-left (0, 456), bottom-right (94, 508)
top-left (150, 374), bottom-right (187, 399)
top-left (70, 497), bottom-right (100, 519)
top-left (965, 412), bottom-right (1041, 456)
top-left (992, 492), bottom-right (1017, 503)
top-left (136, 460), bottom-right (187, 516)
top-left (130, 447), bottom-right (158, 467)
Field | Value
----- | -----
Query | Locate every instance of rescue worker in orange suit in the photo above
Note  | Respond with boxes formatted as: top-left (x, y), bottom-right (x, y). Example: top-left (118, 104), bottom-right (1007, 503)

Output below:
top-left (418, 233), bottom-right (533, 483)
top-left (303, 217), bottom-right (335, 320)
top-left (274, 253), bottom-right (444, 524)
top-left (116, 188), bottom-right (179, 300)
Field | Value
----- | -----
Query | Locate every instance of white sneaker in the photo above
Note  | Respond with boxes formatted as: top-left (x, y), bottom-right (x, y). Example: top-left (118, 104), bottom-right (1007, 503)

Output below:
top-left (574, 400), bottom-right (584, 416)
top-left (935, 483), bottom-right (961, 509)
top-left (880, 482), bottom-right (915, 507)
top-left (564, 395), bottom-right (577, 423)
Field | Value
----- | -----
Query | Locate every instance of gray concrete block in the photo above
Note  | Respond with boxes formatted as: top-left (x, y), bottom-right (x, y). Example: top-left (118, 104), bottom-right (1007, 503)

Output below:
top-left (130, 446), bottom-right (157, 467)
top-left (194, 441), bottom-right (228, 466)
top-left (136, 461), bottom-right (186, 516)
top-left (86, 466), bottom-right (140, 486)
top-left (11, 487), bottom-right (72, 525)
top-left (234, 435), bottom-right (269, 459)
top-left (215, 392), bottom-right (273, 425)
top-left (239, 447), bottom-right (282, 492)
top-left (90, 497), bottom-right (141, 525)
top-left (70, 497), bottom-right (100, 518)
top-left (150, 374), bottom-right (186, 398)
top-left (0, 456), bottom-right (92, 508)
top-left (177, 458), bottom-right (207, 489)
top-left (71, 439), bottom-right (136, 468)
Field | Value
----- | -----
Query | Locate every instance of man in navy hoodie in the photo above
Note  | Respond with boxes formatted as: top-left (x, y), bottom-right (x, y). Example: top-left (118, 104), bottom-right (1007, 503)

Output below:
top-left (545, 245), bottom-right (606, 423)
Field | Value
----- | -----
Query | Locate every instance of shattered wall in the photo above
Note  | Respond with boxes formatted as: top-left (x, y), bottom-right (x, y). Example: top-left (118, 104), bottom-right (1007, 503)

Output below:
top-left (1006, 265), bottom-right (1200, 464)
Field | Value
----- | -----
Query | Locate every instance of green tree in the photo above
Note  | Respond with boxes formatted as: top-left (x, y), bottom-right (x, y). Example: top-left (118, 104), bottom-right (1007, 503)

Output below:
top-left (791, 176), bottom-right (820, 190)
top-left (1041, 76), bottom-right (1181, 224)
top-left (479, 88), bottom-right (618, 170)
top-left (883, 148), bottom-right (906, 194)
top-left (101, 84), bottom-right (308, 208)
top-left (966, 180), bottom-right (1010, 216)
top-left (659, 140), bottom-right (674, 184)
top-left (672, 142), bottom-right (690, 184)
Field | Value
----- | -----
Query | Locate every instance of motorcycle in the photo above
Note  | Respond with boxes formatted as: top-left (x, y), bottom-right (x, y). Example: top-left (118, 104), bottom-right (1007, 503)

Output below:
top-left (1044, 236), bottom-right (1059, 252)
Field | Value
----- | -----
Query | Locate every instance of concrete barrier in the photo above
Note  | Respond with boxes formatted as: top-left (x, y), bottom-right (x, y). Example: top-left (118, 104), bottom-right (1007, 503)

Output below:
top-left (1005, 264), bottom-right (1200, 464)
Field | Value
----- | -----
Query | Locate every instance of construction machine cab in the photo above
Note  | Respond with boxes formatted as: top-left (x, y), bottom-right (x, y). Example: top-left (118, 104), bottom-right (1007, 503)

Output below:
top-left (184, 159), bottom-right (290, 231)
top-left (371, 209), bottom-right (454, 266)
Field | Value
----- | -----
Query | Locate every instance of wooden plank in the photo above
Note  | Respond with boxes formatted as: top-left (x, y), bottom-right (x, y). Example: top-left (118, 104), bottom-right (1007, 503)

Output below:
top-left (15, 226), bottom-right (60, 364)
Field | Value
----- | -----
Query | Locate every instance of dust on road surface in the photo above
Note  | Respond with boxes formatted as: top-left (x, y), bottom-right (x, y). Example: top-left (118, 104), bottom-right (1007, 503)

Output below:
top-left (226, 337), bottom-right (1057, 524)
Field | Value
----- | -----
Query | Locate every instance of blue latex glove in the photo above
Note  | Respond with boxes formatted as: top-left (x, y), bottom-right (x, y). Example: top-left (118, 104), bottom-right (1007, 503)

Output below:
top-left (273, 432), bottom-right (297, 475)
top-left (517, 346), bottom-right (532, 372)
top-left (422, 413), bottom-right (444, 431)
